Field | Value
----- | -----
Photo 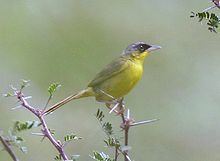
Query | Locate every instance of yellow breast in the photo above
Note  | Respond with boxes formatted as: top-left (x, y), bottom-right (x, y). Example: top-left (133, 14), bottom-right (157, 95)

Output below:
top-left (95, 59), bottom-right (143, 101)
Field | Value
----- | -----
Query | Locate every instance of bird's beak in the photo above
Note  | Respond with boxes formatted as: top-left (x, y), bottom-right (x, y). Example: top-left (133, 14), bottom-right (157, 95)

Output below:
top-left (147, 45), bottom-right (162, 52)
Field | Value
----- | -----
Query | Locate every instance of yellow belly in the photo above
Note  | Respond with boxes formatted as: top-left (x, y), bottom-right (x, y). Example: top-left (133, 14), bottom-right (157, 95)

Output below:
top-left (94, 61), bottom-right (143, 102)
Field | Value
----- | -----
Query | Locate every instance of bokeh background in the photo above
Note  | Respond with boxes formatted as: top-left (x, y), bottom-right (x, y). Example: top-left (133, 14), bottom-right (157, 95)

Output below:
top-left (0, 1), bottom-right (220, 161)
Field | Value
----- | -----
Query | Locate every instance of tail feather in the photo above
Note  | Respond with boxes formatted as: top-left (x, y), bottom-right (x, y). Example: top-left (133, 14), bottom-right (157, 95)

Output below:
top-left (44, 88), bottom-right (93, 115)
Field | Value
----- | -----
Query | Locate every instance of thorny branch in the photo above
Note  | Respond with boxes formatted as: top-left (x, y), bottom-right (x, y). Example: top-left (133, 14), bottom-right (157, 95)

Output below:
top-left (117, 100), bottom-right (131, 161)
top-left (0, 134), bottom-right (19, 161)
top-left (112, 99), bottom-right (158, 161)
top-left (15, 91), bottom-right (69, 160)
top-left (7, 81), bottom-right (158, 161)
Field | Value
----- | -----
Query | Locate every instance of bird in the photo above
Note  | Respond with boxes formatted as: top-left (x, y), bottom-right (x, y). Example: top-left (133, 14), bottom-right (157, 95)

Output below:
top-left (44, 41), bottom-right (161, 115)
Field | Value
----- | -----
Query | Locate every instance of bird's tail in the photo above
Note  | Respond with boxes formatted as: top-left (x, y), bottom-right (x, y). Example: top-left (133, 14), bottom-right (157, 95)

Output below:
top-left (44, 87), bottom-right (94, 115)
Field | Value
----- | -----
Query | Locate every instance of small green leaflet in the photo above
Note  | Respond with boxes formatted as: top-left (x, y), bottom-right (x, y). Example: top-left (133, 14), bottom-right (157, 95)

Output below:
top-left (13, 121), bottom-right (40, 132)
top-left (64, 134), bottom-right (82, 142)
top-left (48, 83), bottom-right (61, 96)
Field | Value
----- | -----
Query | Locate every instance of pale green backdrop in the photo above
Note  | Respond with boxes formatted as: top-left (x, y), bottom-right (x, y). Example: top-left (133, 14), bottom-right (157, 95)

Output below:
top-left (0, 1), bottom-right (220, 161)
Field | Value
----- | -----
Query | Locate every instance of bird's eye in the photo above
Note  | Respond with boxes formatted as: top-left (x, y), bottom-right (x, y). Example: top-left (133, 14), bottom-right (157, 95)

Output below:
top-left (138, 45), bottom-right (145, 52)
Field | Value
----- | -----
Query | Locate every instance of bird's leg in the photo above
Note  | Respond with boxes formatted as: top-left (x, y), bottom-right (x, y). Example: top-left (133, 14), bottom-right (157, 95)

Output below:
top-left (105, 102), bottom-right (119, 114)
top-left (105, 98), bottom-right (125, 115)
top-left (116, 98), bottom-right (125, 115)
top-left (96, 89), bottom-right (125, 115)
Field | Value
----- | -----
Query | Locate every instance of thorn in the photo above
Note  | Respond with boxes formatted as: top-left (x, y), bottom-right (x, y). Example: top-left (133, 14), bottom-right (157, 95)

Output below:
top-left (109, 103), bottom-right (119, 114)
top-left (130, 119), bottom-right (159, 127)
top-left (31, 132), bottom-right (44, 136)
top-left (202, 5), bottom-right (216, 12)
top-left (11, 105), bottom-right (22, 110)
top-left (125, 154), bottom-right (132, 161)
top-left (23, 96), bottom-right (32, 100)
top-left (126, 109), bottom-right (130, 119)
top-left (13, 91), bottom-right (18, 96)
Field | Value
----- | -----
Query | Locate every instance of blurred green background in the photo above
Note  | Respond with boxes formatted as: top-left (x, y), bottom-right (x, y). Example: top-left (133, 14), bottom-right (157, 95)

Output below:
top-left (1, 1), bottom-right (220, 161)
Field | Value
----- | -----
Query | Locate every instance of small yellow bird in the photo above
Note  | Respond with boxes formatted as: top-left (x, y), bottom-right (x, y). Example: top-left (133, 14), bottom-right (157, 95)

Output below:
top-left (45, 42), bottom-right (161, 115)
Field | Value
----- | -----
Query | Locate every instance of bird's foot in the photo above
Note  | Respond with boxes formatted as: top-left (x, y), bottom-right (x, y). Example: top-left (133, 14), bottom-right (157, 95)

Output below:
top-left (105, 99), bottom-right (125, 115)
top-left (106, 102), bottom-right (119, 114)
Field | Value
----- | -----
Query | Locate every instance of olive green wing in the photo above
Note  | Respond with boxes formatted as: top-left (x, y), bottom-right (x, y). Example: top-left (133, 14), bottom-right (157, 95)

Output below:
top-left (88, 57), bottom-right (129, 87)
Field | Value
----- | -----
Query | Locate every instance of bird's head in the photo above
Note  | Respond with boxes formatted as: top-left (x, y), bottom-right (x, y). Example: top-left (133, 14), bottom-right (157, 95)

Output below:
top-left (123, 41), bottom-right (161, 61)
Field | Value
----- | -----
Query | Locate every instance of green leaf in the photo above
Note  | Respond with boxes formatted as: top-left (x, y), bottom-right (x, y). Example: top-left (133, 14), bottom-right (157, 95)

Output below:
top-left (13, 121), bottom-right (40, 133)
top-left (48, 83), bottom-right (61, 96)
top-left (16, 136), bottom-right (24, 143)
top-left (20, 79), bottom-right (30, 90)
top-left (54, 154), bottom-right (61, 160)
top-left (64, 134), bottom-right (82, 142)
top-left (102, 122), bottom-right (113, 136)
top-left (104, 137), bottom-right (120, 148)
top-left (95, 109), bottom-right (114, 136)
top-left (96, 109), bottom-right (105, 122)
top-left (191, 11), bottom-right (219, 33)
top-left (91, 151), bottom-right (114, 161)
top-left (3, 93), bottom-right (14, 97)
